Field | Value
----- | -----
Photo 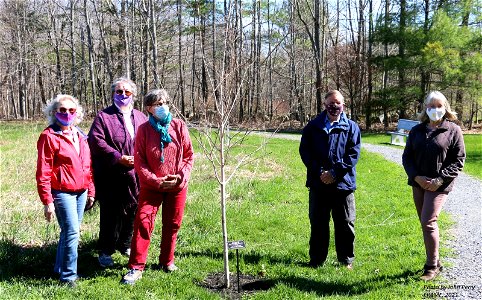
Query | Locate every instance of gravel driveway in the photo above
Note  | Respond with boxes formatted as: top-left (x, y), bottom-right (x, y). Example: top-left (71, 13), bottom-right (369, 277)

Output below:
top-left (261, 133), bottom-right (481, 298)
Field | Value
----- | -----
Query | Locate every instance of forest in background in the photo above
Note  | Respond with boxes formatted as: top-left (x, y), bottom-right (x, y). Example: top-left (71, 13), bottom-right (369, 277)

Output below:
top-left (0, 0), bottom-right (481, 129)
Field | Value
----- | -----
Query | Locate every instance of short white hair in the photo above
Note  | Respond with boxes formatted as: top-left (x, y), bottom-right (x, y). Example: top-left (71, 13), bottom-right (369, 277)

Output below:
top-left (43, 94), bottom-right (84, 125)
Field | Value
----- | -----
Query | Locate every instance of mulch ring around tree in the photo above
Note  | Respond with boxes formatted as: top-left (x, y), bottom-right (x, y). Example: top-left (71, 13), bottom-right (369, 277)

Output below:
top-left (198, 272), bottom-right (275, 299)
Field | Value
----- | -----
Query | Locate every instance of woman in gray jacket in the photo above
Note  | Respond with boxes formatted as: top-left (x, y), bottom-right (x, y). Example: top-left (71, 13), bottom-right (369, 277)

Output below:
top-left (402, 91), bottom-right (465, 281)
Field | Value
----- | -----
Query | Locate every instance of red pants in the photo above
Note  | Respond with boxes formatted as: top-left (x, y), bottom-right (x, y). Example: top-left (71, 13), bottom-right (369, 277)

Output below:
top-left (128, 187), bottom-right (187, 270)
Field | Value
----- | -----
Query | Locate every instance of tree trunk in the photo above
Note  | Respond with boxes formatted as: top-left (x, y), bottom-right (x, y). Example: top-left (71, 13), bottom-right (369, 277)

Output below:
top-left (84, 0), bottom-right (97, 110)
top-left (149, 0), bottom-right (159, 86)
top-left (365, 0), bottom-right (373, 129)
top-left (177, 0), bottom-right (185, 116)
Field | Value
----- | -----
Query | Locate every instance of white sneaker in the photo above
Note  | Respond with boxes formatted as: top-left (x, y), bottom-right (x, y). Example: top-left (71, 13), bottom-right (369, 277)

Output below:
top-left (163, 263), bottom-right (179, 272)
top-left (98, 253), bottom-right (114, 268)
top-left (121, 269), bottom-right (143, 285)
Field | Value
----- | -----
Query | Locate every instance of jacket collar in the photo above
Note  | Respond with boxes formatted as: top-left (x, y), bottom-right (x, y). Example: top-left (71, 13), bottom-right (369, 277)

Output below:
top-left (423, 118), bottom-right (451, 131)
top-left (49, 123), bottom-right (87, 139)
top-left (315, 110), bottom-right (350, 131)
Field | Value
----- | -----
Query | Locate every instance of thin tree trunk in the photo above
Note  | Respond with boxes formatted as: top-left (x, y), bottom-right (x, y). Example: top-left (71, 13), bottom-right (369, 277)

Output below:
top-left (70, 0), bottom-right (77, 95)
top-left (84, 0), bottom-right (97, 110)
top-left (366, 0), bottom-right (373, 129)
top-left (177, 0), bottom-right (185, 115)
top-left (149, 0), bottom-right (159, 86)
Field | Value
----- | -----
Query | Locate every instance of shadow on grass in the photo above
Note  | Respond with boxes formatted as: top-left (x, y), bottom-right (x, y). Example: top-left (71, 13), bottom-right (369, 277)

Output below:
top-left (0, 238), bottom-right (122, 282)
top-left (183, 249), bottom-right (419, 297)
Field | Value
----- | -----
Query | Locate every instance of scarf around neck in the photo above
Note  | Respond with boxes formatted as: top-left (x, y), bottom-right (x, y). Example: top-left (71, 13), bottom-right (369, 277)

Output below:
top-left (148, 113), bottom-right (172, 163)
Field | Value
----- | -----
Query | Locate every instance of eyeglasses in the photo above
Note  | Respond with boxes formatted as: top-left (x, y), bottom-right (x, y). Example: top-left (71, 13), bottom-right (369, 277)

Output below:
top-left (150, 102), bottom-right (170, 107)
top-left (115, 89), bottom-right (133, 97)
top-left (58, 107), bottom-right (77, 114)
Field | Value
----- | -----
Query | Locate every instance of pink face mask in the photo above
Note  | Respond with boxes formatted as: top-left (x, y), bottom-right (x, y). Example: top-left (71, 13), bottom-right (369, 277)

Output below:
top-left (56, 112), bottom-right (77, 126)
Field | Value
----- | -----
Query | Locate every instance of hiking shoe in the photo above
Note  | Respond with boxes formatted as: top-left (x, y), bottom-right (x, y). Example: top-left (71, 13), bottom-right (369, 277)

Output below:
top-left (420, 264), bottom-right (441, 281)
top-left (121, 269), bottom-right (143, 285)
top-left (60, 279), bottom-right (77, 288)
top-left (98, 253), bottom-right (114, 268)
top-left (163, 263), bottom-right (179, 273)
top-left (60, 275), bottom-right (81, 288)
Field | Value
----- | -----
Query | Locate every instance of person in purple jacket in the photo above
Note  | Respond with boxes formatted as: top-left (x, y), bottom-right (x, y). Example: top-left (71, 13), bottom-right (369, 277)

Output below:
top-left (88, 77), bottom-right (148, 268)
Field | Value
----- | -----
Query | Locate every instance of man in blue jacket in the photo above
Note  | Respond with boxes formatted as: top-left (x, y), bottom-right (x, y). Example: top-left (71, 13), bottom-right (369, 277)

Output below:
top-left (299, 90), bottom-right (361, 269)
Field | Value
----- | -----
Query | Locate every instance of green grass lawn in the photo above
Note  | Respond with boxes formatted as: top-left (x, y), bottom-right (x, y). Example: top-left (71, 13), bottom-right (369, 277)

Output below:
top-left (1, 121), bottom-right (477, 299)
top-left (362, 132), bottom-right (482, 180)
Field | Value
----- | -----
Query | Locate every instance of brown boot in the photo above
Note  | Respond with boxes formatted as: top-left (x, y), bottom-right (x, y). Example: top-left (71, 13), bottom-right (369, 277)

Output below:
top-left (420, 264), bottom-right (441, 281)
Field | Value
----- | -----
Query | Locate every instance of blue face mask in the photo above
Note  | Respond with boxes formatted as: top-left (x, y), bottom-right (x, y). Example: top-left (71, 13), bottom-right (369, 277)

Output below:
top-left (153, 105), bottom-right (170, 120)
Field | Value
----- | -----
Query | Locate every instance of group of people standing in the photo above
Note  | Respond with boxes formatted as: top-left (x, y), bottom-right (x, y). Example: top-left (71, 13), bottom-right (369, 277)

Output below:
top-left (36, 77), bottom-right (194, 286)
top-left (299, 90), bottom-right (465, 281)
top-left (36, 83), bottom-right (464, 288)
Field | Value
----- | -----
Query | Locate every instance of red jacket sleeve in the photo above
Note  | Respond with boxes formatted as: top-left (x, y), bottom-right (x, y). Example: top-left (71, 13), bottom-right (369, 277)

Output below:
top-left (36, 131), bottom-right (56, 205)
top-left (177, 121), bottom-right (194, 190)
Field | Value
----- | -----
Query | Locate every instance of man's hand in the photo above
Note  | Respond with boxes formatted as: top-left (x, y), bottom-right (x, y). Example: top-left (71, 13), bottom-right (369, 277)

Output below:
top-left (44, 203), bottom-right (55, 222)
top-left (320, 171), bottom-right (335, 185)
top-left (119, 155), bottom-right (134, 167)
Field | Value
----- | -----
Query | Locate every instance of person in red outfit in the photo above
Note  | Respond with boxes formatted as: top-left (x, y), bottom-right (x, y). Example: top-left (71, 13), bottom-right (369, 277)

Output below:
top-left (36, 94), bottom-right (95, 286)
top-left (122, 89), bottom-right (194, 285)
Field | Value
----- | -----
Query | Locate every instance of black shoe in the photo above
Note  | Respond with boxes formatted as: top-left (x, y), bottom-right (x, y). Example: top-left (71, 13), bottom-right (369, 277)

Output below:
top-left (308, 260), bottom-right (324, 268)
top-left (60, 279), bottom-right (78, 288)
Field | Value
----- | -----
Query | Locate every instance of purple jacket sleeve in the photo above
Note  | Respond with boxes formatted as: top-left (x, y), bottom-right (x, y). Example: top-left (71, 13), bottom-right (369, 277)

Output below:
top-left (88, 112), bottom-right (122, 166)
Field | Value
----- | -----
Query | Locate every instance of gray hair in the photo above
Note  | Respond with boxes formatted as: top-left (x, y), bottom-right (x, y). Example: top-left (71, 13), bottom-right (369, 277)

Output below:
top-left (110, 77), bottom-right (137, 97)
top-left (143, 89), bottom-right (171, 107)
top-left (324, 90), bottom-right (345, 103)
top-left (419, 91), bottom-right (457, 122)
top-left (43, 94), bottom-right (83, 125)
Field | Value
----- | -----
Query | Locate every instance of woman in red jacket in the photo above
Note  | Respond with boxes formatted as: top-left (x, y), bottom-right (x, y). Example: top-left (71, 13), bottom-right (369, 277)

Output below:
top-left (36, 94), bottom-right (95, 286)
top-left (122, 89), bottom-right (194, 285)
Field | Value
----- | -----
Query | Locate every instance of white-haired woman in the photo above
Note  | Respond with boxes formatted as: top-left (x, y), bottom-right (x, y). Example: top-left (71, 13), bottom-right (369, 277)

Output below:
top-left (402, 91), bottom-right (465, 281)
top-left (88, 77), bottom-right (147, 268)
top-left (36, 94), bottom-right (95, 286)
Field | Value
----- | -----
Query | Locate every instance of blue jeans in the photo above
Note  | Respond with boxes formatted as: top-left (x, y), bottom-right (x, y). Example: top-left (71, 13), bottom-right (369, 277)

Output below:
top-left (52, 189), bottom-right (87, 281)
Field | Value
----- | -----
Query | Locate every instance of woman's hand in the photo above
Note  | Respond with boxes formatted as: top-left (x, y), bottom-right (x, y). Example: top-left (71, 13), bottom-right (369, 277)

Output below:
top-left (414, 176), bottom-right (431, 190)
top-left (159, 174), bottom-right (181, 189)
top-left (119, 155), bottom-right (134, 167)
top-left (85, 196), bottom-right (95, 211)
top-left (415, 176), bottom-right (442, 191)
top-left (44, 203), bottom-right (55, 222)
top-left (426, 177), bottom-right (443, 192)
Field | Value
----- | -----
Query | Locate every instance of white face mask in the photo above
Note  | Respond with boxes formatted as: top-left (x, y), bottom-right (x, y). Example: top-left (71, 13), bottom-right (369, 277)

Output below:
top-left (426, 107), bottom-right (445, 122)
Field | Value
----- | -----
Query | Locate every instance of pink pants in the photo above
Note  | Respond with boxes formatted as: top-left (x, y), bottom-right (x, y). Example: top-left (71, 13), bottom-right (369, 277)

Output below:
top-left (412, 186), bottom-right (448, 266)
top-left (128, 187), bottom-right (187, 271)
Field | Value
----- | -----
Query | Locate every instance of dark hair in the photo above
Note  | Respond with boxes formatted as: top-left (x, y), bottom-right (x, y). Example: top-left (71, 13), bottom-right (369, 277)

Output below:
top-left (144, 89), bottom-right (170, 107)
